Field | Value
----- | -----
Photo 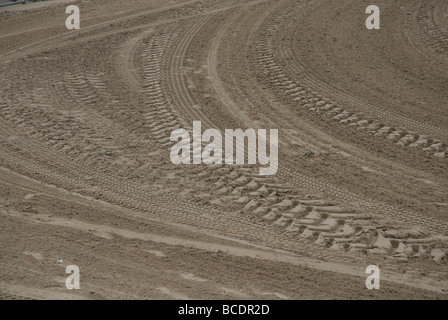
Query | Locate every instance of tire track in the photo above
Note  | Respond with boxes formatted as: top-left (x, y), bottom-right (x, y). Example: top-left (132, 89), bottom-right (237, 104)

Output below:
top-left (258, 0), bottom-right (448, 158)
top-left (1, 0), bottom-right (447, 286)
top-left (406, 0), bottom-right (448, 57)
top-left (143, 3), bottom-right (448, 264)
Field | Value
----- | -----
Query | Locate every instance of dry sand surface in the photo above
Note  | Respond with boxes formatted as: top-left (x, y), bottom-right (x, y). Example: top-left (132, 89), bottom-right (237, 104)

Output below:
top-left (0, 0), bottom-right (447, 300)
